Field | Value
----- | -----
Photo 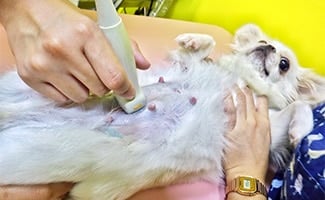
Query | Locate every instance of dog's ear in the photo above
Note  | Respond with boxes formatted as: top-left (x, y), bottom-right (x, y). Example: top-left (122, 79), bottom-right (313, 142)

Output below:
top-left (297, 69), bottom-right (325, 105)
top-left (233, 24), bottom-right (266, 48)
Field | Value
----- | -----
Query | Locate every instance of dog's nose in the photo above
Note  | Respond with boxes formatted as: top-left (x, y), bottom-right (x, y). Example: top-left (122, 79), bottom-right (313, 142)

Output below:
top-left (254, 44), bottom-right (276, 55)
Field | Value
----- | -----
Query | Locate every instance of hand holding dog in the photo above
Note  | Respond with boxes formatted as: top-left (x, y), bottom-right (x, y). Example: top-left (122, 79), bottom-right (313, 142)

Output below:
top-left (0, 0), bottom-right (150, 103)
top-left (223, 86), bottom-right (271, 199)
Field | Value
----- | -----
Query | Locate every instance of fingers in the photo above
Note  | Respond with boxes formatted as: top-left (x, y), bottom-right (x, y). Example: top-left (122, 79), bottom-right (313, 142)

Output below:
top-left (0, 183), bottom-right (74, 200)
top-left (224, 92), bottom-right (236, 131)
top-left (83, 29), bottom-right (135, 99)
top-left (10, 1), bottom-right (150, 104)
top-left (256, 95), bottom-right (269, 119)
top-left (68, 53), bottom-right (109, 98)
top-left (242, 87), bottom-right (255, 115)
top-left (223, 86), bottom-right (271, 183)
top-left (233, 85), bottom-right (247, 124)
top-left (256, 95), bottom-right (271, 141)
top-left (131, 40), bottom-right (151, 70)
top-left (48, 182), bottom-right (74, 199)
top-left (31, 82), bottom-right (69, 103)
top-left (47, 74), bottom-right (89, 103)
top-left (227, 85), bottom-right (262, 131)
top-left (21, 67), bottom-right (90, 103)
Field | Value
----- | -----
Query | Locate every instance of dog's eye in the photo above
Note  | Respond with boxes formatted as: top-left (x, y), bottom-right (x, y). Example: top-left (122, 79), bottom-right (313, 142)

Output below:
top-left (258, 40), bottom-right (267, 44)
top-left (279, 57), bottom-right (290, 72)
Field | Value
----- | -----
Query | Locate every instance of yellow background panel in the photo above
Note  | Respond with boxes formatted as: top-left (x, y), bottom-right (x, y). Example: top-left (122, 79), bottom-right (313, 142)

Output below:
top-left (166, 0), bottom-right (325, 75)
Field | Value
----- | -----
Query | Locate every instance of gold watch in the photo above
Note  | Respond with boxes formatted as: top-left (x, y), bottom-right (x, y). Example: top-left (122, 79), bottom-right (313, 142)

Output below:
top-left (226, 176), bottom-right (267, 197)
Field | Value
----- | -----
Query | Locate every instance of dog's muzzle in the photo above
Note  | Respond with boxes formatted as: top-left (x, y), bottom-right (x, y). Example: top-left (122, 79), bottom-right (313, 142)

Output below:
top-left (253, 44), bottom-right (276, 58)
top-left (251, 44), bottom-right (276, 76)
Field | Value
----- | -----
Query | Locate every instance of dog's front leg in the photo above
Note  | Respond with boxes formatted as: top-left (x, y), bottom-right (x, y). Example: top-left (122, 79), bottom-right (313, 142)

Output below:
top-left (268, 101), bottom-right (313, 169)
top-left (287, 102), bottom-right (314, 147)
top-left (173, 33), bottom-right (216, 61)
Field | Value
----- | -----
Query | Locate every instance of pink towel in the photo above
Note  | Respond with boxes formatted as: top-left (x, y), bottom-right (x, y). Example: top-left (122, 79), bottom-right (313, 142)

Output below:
top-left (129, 181), bottom-right (225, 200)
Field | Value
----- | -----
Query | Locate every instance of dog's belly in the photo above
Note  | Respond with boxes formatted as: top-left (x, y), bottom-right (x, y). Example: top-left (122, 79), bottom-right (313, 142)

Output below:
top-left (103, 82), bottom-right (197, 141)
top-left (0, 63), bottom-right (232, 199)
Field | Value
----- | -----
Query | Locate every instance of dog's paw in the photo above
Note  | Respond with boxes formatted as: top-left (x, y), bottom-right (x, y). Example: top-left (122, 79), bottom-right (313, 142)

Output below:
top-left (288, 102), bottom-right (314, 147)
top-left (175, 33), bottom-right (216, 52)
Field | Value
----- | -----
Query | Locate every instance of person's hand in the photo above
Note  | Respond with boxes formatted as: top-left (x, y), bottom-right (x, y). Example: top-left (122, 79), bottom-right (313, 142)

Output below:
top-left (0, 0), bottom-right (150, 103)
top-left (0, 182), bottom-right (74, 200)
top-left (223, 86), bottom-right (271, 184)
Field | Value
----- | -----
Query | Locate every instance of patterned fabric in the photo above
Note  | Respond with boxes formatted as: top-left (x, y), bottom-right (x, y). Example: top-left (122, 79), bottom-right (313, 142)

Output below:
top-left (268, 104), bottom-right (325, 200)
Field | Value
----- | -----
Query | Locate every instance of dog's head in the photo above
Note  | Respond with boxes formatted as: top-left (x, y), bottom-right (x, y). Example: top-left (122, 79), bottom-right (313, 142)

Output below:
top-left (232, 24), bottom-right (325, 106)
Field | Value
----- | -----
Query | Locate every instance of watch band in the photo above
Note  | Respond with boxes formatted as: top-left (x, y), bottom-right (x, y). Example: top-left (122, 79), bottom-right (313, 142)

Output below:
top-left (226, 176), bottom-right (268, 197)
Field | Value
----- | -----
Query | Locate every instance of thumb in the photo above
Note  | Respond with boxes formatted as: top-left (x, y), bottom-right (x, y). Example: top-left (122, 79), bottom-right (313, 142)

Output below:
top-left (131, 40), bottom-right (151, 69)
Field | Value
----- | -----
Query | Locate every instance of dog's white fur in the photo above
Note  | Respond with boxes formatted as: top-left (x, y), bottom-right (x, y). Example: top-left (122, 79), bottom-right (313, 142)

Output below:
top-left (1, 24), bottom-right (325, 200)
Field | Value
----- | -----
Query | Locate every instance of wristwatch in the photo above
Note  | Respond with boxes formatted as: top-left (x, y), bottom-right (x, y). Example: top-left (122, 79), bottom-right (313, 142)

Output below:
top-left (226, 176), bottom-right (268, 197)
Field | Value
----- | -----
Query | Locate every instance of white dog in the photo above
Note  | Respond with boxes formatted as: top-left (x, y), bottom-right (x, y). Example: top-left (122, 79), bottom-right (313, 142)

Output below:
top-left (0, 24), bottom-right (325, 200)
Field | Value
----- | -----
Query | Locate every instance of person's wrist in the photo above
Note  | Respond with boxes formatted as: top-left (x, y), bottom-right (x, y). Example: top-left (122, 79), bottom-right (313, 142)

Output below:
top-left (226, 168), bottom-right (267, 186)
top-left (225, 175), bottom-right (268, 200)
top-left (0, 0), bottom-right (13, 24)
top-left (0, 0), bottom-right (28, 26)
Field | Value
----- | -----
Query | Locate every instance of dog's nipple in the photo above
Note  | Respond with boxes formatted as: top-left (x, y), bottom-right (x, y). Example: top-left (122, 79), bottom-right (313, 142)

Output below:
top-left (158, 76), bottom-right (165, 83)
top-left (148, 103), bottom-right (157, 112)
top-left (106, 115), bottom-right (114, 124)
top-left (189, 96), bottom-right (197, 105)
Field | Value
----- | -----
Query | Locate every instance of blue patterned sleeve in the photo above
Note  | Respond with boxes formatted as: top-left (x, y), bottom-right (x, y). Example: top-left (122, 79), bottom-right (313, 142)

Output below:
top-left (268, 104), bottom-right (325, 200)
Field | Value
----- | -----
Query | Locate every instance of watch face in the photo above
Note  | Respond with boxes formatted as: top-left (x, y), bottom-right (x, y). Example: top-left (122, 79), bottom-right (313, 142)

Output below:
top-left (238, 176), bottom-right (257, 194)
